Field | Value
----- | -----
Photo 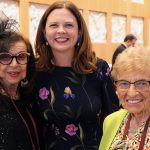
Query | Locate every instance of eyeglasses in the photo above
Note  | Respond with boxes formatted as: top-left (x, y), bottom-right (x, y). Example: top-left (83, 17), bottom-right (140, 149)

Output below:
top-left (115, 80), bottom-right (150, 92)
top-left (0, 52), bottom-right (30, 65)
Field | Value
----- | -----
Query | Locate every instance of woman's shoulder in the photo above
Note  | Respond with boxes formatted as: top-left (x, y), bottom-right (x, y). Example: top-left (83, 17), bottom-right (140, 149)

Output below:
top-left (96, 58), bottom-right (110, 72)
top-left (95, 58), bottom-right (111, 80)
top-left (105, 109), bottom-right (128, 123)
top-left (96, 58), bottom-right (108, 66)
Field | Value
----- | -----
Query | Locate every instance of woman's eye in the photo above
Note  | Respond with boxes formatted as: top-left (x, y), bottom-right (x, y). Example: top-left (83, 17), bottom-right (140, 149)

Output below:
top-left (49, 24), bottom-right (58, 28)
top-left (65, 24), bottom-right (73, 28)
top-left (119, 82), bottom-right (129, 87)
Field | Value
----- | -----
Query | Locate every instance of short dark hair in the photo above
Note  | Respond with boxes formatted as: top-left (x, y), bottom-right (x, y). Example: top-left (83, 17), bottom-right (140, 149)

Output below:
top-left (124, 34), bottom-right (137, 42)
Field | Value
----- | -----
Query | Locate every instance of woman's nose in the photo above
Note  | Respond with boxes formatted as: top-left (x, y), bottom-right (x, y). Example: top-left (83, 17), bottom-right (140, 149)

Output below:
top-left (57, 26), bottom-right (66, 33)
top-left (10, 57), bottom-right (18, 66)
top-left (127, 84), bottom-right (138, 96)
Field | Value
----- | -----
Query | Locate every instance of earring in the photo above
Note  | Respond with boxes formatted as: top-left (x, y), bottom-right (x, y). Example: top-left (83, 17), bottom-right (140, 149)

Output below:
top-left (46, 42), bottom-right (49, 46)
top-left (77, 42), bottom-right (80, 47)
top-left (77, 36), bottom-right (80, 47)
top-left (21, 79), bottom-right (28, 88)
top-left (76, 41), bottom-right (80, 47)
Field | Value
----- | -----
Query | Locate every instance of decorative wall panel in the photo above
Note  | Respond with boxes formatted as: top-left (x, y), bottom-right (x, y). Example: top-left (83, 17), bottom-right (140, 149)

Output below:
top-left (29, 3), bottom-right (48, 47)
top-left (89, 11), bottom-right (106, 43)
top-left (112, 14), bottom-right (126, 43)
top-left (131, 17), bottom-right (143, 44)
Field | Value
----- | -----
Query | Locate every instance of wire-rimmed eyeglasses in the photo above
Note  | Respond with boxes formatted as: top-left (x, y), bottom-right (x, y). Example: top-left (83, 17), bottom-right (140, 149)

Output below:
top-left (115, 80), bottom-right (150, 92)
top-left (0, 52), bottom-right (30, 65)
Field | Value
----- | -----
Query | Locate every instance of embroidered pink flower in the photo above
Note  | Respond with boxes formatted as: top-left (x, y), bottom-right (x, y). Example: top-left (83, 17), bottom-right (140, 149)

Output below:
top-left (65, 124), bottom-right (78, 136)
top-left (39, 87), bottom-right (49, 100)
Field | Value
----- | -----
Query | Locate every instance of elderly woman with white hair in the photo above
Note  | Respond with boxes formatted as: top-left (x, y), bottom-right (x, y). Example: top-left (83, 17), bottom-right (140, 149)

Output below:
top-left (99, 46), bottom-right (150, 150)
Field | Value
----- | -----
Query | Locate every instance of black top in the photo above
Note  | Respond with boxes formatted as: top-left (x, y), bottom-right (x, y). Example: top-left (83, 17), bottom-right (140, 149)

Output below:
top-left (112, 43), bottom-right (127, 65)
top-left (35, 59), bottom-right (119, 150)
top-left (0, 92), bottom-right (40, 150)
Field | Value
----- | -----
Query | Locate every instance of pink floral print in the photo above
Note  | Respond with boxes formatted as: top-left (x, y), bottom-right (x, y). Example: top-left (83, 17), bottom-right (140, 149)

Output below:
top-left (39, 87), bottom-right (49, 100)
top-left (65, 124), bottom-right (78, 136)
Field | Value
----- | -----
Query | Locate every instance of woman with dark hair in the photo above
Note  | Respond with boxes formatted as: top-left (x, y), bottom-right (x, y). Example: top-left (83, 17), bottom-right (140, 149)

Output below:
top-left (0, 11), bottom-right (40, 150)
top-left (34, 1), bottom-right (119, 149)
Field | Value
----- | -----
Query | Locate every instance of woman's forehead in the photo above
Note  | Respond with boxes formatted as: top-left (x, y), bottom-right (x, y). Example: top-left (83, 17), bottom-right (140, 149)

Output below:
top-left (9, 41), bottom-right (27, 53)
top-left (117, 71), bottom-right (150, 81)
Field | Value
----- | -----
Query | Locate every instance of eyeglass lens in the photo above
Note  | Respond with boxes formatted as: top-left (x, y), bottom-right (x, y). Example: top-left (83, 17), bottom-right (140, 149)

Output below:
top-left (0, 52), bottom-right (30, 65)
top-left (116, 80), bottom-right (150, 91)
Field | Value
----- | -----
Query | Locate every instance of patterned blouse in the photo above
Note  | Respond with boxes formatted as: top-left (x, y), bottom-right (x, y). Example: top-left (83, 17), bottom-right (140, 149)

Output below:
top-left (35, 59), bottom-right (119, 150)
top-left (109, 113), bottom-right (150, 150)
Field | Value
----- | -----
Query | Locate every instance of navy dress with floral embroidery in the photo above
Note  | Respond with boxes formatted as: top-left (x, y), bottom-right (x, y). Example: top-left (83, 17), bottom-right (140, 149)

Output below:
top-left (35, 59), bottom-right (119, 150)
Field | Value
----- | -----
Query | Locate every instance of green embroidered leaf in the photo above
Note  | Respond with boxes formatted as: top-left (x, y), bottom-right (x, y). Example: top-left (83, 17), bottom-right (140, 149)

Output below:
top-left (61, 137), bottom-right (68, 141)
top-left (71, 145), bottom-right (82, 150)
top-left (75, 106), bottom-right (82, 120)
top-left (66, 76), bottom-right (79, 84)
top-left (48, 141), bottom-right (57, 149)
top-left (79, 123), bottom-right (84, 142)
top-left (90, 145), bottom-right (98, 149)
top-left (59, 112), bottom-right (73, 118)
top-left (65, 71), bottom-right (81, 84)
top-left (50, 86), bottom-right (55, 109)
top-left (43, 109), bottom-right (50, 120)
top-left (64, 105), bottom-right (74, 115)
top-left (70, 71), bottom-right (79, 80)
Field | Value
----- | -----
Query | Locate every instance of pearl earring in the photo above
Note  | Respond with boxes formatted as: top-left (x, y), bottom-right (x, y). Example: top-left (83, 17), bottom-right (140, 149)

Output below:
top-left (46, 42), bottom-right (49, 46)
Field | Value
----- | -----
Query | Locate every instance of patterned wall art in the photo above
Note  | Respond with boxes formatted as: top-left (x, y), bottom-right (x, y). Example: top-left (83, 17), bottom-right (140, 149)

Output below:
top-left (131, 17), bottom-right (144, 44)
top-left (29, 3), bottom-right (48, 48)
top-left (111, 14), bottom-right (126, 43)
top-left (89, 11), bottom-right (107, 43)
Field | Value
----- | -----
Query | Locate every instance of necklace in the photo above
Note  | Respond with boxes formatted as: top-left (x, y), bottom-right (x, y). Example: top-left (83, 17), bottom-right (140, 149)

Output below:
top-left (128, 128), bottom-right (137, 134)
top-left (123, 114), bottom-right (150, 150)
top-left (11, 99), bottom-right (40, 150)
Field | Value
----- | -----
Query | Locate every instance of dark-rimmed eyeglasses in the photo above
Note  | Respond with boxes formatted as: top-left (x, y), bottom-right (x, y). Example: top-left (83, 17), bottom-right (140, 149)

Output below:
top-left (115, 80), bottom-right (150, 92)
top-left (0, 52), bottom-right (30, 65)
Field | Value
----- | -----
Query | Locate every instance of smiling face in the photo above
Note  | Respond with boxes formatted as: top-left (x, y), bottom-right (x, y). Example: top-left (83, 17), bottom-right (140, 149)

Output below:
top-left (0, 41), bottom-right (27, 89)
top-left (116, 71), bottom-right (150, 116)
top-left (45, 8), bottom-right (79, 56)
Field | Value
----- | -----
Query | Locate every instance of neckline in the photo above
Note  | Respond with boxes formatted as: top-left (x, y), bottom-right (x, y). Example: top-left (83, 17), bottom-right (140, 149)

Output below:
top-left (55, 65), bottom-right (72, 69)
top-left (54, 66), bottom-right (73, 71)
top-left (123, 114), bottom-right (150, 149)
top-left (0, 87), bottom-right (19, 100)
